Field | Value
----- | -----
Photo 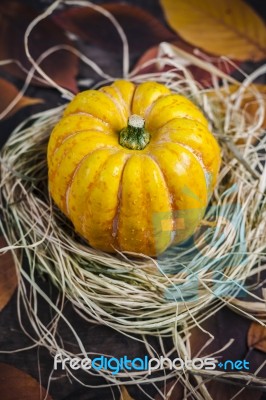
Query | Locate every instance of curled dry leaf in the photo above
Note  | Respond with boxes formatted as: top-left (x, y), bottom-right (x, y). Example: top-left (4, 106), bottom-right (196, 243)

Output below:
top-left (0, 363), bottom-right (52, 400)
top-left (0, 78), bottom-right (43, 120)
top-left (160, 0), bottom-right (266, 61)
top-left (120, 385), bottom-right (136, 400)
top-left (248, 322), bottom-right (266, 353)
top-left (53, 3), bottom-right (175, 54)
top-left (0, 236), bottom-right (18, 311)
top-left (0, 1), bottom-right (78, 92)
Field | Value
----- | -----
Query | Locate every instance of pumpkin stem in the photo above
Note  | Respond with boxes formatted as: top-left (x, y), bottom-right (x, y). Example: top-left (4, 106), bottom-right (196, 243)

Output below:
top-left (119, 114), bottom-right (150, 150)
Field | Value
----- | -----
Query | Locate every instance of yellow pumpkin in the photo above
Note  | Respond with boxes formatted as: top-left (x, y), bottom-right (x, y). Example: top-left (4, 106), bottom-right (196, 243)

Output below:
top-left (47, 80), bottom-right (221, 256)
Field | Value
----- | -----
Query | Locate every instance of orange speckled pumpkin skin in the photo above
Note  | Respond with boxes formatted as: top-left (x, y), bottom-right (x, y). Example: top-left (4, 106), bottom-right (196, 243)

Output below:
top-left (47, 80), bottom-right (221, 256)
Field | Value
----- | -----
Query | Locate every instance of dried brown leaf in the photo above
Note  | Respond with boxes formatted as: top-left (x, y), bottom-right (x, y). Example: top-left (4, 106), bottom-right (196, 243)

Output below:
top-left (248, 322), bottom-right (266, 353)
top-left (0, 1), bottom-right (78, 92)
top-left (0, 363), bottom-right (53, 400)
top-left (0, 78), bottom-right (43, 120)
top-left (160, 0), bottom-right (266, 61)
top-left (0, 236), bottom-right (18, 311)
top-left (120, 385), bottom-right (136, 400)
top-left (53, 3), bottom-right (175, 54)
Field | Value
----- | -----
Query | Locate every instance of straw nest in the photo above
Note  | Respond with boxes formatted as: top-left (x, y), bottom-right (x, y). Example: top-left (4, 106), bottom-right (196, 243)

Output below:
top-left (1, 69), bottom-right (266, 338)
